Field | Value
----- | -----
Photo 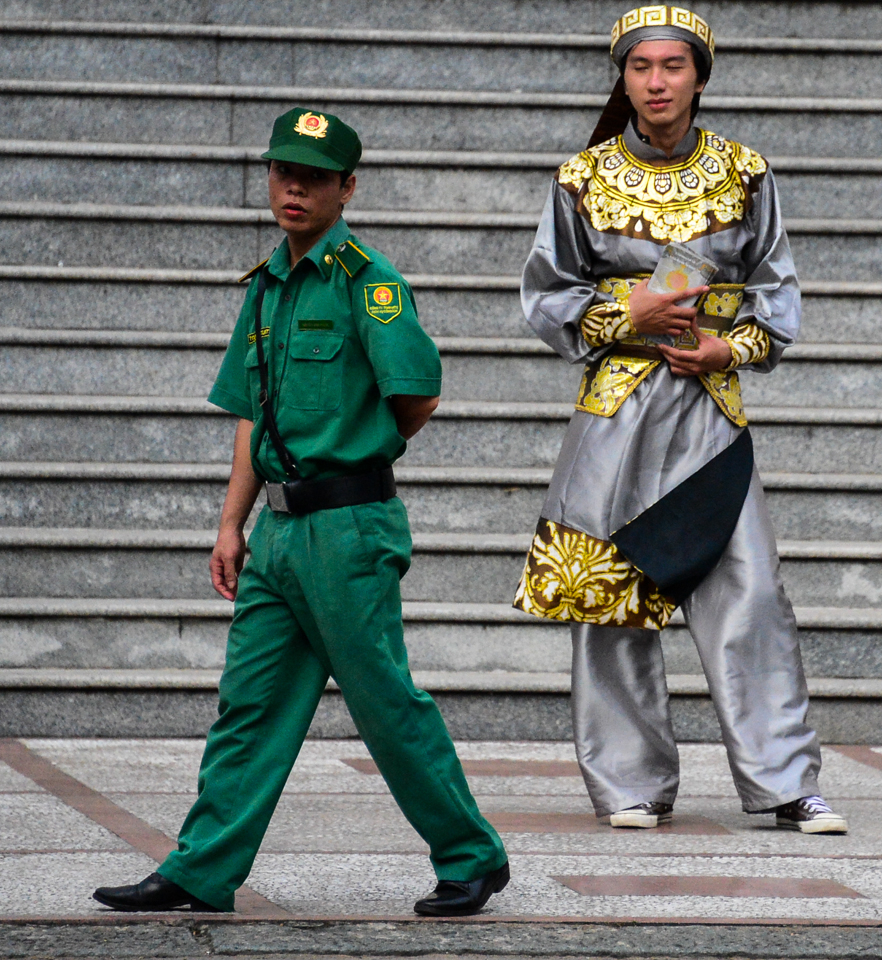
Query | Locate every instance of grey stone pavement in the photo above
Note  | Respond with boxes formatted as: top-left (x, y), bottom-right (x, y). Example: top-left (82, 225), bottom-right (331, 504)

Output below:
top-left (0, 737), bottom-right (880, 923)
top-left (3, 737), bottom-right (882, 958)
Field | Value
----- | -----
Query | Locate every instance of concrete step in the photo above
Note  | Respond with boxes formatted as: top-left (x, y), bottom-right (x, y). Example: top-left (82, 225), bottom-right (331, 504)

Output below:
top-left (0, 527), bottom-right (879, 610)
top-left (4, 22), bottom-right (882, 97)
top-left (2, 661), bottom-right (881, 741)
top-left (1, 331), bottom-right (880, 407)
top-left (2, 81), bottom-right (880, 156)
top-left (5, 141), bottom-right (882, 219)
top-left (0, 920), bottom-right (878, 960)
top-left (1, 202), bottom-right (878, 279)
top-left (5, 2), bottom-right (882, 39)
top-left (3, 598), bottom-right (882, 680)
top-left (1, 268), bottom-right (879, 343)
top-left (3, 462), bottom-right (882, 542)
top-left (2, 397), bottom-right (882, 474)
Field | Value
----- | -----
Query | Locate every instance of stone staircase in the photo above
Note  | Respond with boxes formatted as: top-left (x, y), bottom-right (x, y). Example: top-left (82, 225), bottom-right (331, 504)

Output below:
top-left (1, 0), bottom-right (882, 740)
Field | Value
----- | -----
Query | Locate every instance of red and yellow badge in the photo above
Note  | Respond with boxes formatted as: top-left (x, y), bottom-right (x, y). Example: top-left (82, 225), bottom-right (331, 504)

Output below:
top-left (293, 112), bottom-right (329, 139)
top-left (364, 283), bottom-right (402, 323)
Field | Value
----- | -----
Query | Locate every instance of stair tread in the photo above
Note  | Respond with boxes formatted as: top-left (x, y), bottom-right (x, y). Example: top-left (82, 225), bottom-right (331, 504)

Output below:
top-left (0, 665), bottom-right (878, 697)
top-left (3, 78), bottom-right (882, 112)
top-left (0, 527), bottom-right (880, 557)
top-left (4, 139), bottom-right (882, 174)
top-left (4, 461), bottom-right (882, 489)
top-left (1, 328), bottom-right (881, 361)
top-left (5, 18), bottom-right (882, 52)
top-left (1, 201), bottom-right (879, 235)
top-left (1, 266), bottom-right (878, 299)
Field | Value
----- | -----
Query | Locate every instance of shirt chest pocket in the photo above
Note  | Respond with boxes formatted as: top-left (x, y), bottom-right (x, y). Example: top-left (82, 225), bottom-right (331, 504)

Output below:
top-left (285, 332), bottom-right (346, 411)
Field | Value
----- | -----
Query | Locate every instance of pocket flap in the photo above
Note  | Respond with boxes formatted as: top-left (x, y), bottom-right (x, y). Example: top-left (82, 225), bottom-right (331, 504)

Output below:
top-left (289, 332), bottom-right (345, 361)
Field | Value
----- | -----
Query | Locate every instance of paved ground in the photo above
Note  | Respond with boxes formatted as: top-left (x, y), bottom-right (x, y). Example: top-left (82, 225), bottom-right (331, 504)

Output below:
top-left (0, 736), bottom-right (881, 929)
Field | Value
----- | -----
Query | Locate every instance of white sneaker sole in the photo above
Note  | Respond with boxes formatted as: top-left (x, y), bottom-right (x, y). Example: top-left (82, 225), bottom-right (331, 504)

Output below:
top-left (777, 814), bottom-right (849, 834)
top-left (609, 811), bottom-right (672, 829)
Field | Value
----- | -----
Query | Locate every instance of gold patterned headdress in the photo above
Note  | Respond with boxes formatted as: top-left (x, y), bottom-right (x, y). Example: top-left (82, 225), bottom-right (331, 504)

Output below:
top-left (611, 5), bottom-right (714, 73)
top-left (588, 5), bottom-right (715, 148)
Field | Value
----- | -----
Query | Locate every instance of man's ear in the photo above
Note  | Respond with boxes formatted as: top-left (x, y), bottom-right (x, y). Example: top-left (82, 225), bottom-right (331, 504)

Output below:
top-left (341, 174), bottom-right (357, 205)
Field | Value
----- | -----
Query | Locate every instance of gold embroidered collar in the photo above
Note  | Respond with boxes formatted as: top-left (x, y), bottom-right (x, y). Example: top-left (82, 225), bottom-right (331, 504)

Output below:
top-left (557, 129), bottom-right (767, 244)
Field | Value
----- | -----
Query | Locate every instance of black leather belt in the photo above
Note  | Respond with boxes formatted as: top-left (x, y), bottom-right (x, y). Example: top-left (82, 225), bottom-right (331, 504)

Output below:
top-left (265, 467), bottom-right (396, 515)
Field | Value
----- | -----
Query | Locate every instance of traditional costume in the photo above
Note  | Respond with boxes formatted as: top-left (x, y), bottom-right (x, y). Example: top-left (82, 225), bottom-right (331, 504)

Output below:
top-left (514, 6), bottom-right (840, 827)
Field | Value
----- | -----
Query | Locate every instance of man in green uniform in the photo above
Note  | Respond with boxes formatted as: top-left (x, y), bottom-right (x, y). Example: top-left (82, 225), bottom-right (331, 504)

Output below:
top-left (92, 107), bottom-right (509, 917)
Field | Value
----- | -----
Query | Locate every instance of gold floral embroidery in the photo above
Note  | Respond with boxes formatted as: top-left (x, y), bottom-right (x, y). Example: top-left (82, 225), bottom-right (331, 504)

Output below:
top-left (514, 518), bottom-right (676, 630)
top-left (557, 152), bottom-right (593, 189)
top-left (703, 291), bottom-right (740, 318)
top-left (723, 323), bottom-right (771, 370)
top-left (556, 131), bottom-right (768, 243)
top-left (575, 355), bottom-right (659, 416)
top-left (599, 277), bottom-right (643, 300)
top-left (700, 370), bottom-right (746, 426)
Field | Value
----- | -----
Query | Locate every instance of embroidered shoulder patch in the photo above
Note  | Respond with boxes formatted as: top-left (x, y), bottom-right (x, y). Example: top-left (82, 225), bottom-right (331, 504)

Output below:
top-left (364, 283), bottom-right (402, 323)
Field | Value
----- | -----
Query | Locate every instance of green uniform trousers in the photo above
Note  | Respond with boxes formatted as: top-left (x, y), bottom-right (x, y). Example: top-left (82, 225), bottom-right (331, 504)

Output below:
top-left (159, 497), bottom-right (507, 911)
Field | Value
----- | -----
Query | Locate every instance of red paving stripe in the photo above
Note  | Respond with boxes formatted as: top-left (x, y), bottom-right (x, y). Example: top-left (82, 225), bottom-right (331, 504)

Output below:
top-left (487, 812), bottom-right (730, 835)
top-left (555, 875), bottom-right (866, 899)
top-left (830, 745), bottom-right (882, 772)
top-left (343, 758), bottom-right (582, 777)
top-left (0, 739), bottom-right (288, 918)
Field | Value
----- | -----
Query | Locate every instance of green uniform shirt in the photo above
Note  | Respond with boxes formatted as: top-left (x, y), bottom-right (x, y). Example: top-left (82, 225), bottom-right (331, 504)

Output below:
top-left (208, 218), bottom-right (442, 482)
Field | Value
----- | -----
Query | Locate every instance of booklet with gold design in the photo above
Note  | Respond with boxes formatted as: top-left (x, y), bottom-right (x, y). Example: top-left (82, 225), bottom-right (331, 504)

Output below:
top-left (646, 242), bottom-right (718, 348)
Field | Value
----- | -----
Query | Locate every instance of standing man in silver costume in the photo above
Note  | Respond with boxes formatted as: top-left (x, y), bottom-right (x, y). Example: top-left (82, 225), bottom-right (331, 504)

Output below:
top-left (514, 5), bottom-right (847, 834)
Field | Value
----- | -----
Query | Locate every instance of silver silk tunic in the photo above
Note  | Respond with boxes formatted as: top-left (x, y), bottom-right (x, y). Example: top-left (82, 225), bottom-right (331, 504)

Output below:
top-left (517, 121), bottom-right (821, 814)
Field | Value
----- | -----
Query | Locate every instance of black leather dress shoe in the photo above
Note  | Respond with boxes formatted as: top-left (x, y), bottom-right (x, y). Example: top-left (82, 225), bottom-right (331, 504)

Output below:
top-left (92, 872), bottom-right (220, 912)
top-left (414, 861), bottom-right (510, 916)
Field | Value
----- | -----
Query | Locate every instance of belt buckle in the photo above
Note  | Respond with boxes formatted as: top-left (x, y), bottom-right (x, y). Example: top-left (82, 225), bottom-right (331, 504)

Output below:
top-left (265, 483), bottom-right (290, 513)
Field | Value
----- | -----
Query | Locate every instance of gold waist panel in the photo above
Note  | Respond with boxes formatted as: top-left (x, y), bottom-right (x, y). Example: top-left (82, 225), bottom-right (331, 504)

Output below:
top-left (575, 277), bottom-right (748, 426)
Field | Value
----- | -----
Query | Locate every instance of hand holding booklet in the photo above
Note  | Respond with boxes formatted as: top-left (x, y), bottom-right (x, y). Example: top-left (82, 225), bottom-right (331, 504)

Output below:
top-left (645, 243), bottom-right (718, 349)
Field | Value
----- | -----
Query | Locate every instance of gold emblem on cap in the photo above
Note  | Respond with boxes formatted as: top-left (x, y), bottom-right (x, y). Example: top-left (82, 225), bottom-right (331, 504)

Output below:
top-left (293, 112), bottom-right (329, 139)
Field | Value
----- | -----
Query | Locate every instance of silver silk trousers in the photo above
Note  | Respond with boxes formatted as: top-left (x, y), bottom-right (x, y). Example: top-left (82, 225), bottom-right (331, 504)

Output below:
top-left (571, 469), bottom-right (822, 816)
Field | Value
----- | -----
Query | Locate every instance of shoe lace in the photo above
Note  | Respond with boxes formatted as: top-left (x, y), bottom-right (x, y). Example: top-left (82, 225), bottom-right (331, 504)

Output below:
top-left (797, 795), bottom-right (833, 815)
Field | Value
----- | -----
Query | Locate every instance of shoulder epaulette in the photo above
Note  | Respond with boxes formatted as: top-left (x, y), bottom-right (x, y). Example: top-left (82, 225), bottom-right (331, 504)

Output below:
top-left (237, 257), bottom-right (269, 284)
top-left (334, 240), bottom-right (373, 278)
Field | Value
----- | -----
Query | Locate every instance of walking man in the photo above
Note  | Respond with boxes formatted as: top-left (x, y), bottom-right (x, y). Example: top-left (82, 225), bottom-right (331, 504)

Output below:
top-left (93, 107), bottom-right (509, 915)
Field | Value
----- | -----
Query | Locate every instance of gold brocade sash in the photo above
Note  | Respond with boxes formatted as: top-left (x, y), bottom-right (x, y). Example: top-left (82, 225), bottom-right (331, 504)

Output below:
top-left (575, 277), bottom-right (748, 426)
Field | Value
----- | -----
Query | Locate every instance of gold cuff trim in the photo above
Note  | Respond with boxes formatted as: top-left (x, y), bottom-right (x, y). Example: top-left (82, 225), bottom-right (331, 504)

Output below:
top-left (514, 518), bottom-right (676, 630)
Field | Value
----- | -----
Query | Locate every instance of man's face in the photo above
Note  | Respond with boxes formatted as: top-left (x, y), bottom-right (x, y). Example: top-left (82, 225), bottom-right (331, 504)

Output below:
top-left (268, 160), bottom-right (356, 249)
top-left (623, 39), bottom-right (705, 132)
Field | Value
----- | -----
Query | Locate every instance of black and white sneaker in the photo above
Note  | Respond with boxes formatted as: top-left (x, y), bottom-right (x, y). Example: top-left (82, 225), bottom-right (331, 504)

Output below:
top-left (609, 802), bottom-right (673, 828)
top-left (775, 796), bottom-right (848, 834)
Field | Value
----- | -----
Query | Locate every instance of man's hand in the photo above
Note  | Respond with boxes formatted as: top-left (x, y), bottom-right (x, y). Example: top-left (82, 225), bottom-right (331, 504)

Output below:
top-left (209, 418), bottom-right (262, 601)
top-left (657, 320), bottom-right (735, 377)
top-left (629, 278), bottom-right (709, 338)
top-left (210, 526), bottom-right (248, 601)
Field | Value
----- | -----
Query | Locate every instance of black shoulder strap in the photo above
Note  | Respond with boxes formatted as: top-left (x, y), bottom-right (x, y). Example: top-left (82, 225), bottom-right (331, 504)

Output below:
top-left (253, 269), bottom-right (301, 480)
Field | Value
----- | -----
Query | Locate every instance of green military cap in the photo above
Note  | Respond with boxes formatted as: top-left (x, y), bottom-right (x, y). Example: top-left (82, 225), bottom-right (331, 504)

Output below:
top-left (261, 107), bottom-right (362, 173)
